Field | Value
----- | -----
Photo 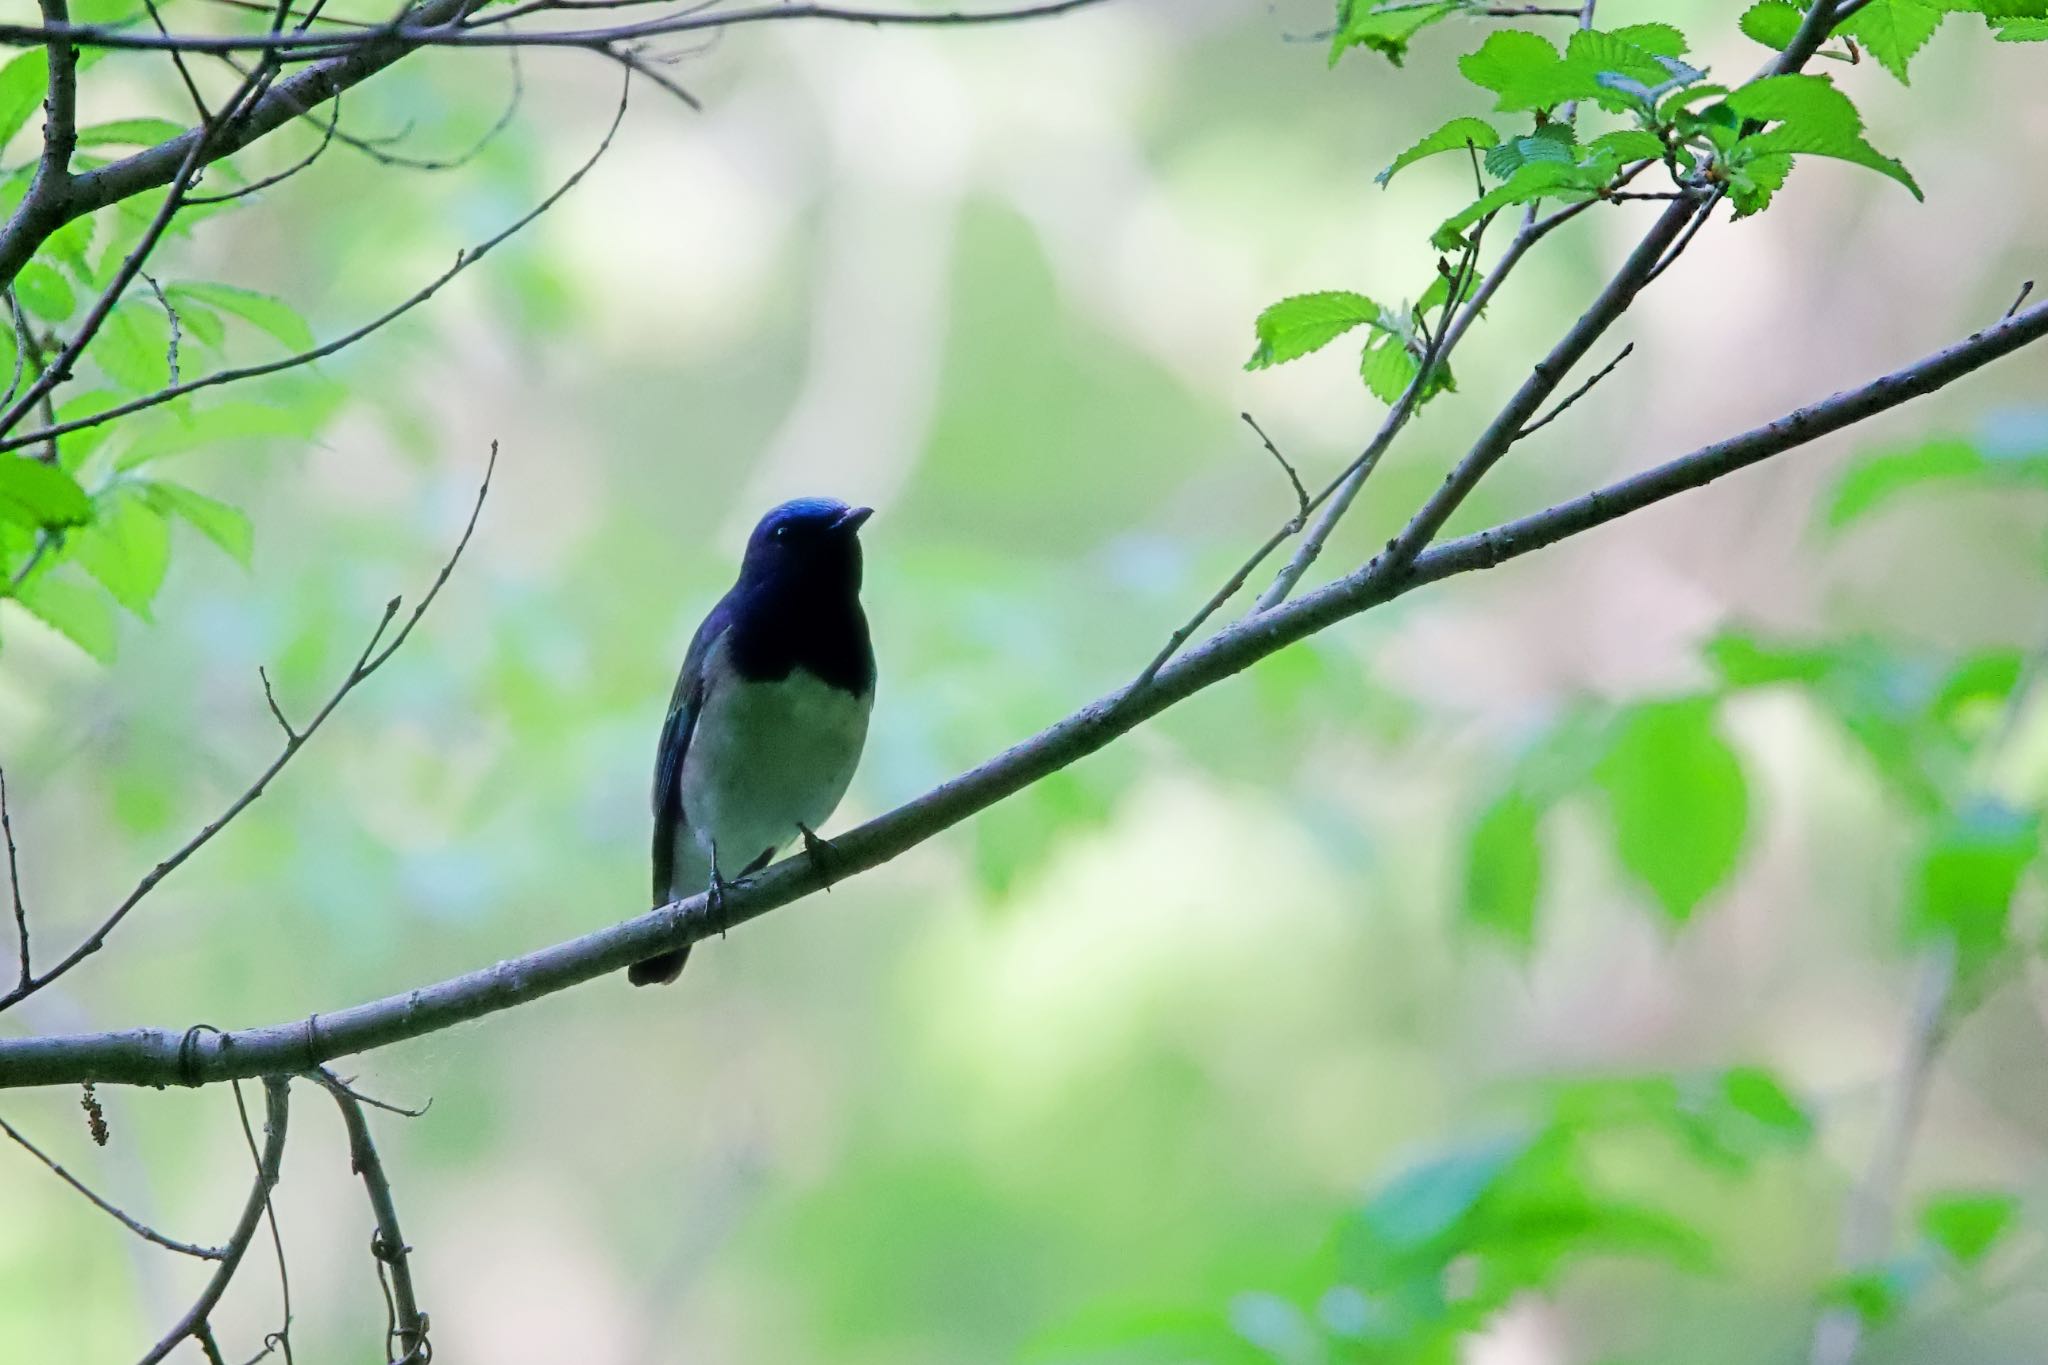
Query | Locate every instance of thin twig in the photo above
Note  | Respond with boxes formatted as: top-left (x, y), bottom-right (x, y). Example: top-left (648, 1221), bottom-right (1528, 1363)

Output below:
top-left (0, 445), bottom-right (497, 1015)
top-left (0, 77), bottom-right (631, 457)
top-left (315, 1069), bottom-right (429, 1364)
top-left (232, 1079), bottom-right (294, 1365)
top-left (0, 1111), bottom-right (227, 1257)
top-left (1516, 341), bottom-right (1632, 441)
top-left (1809, 944), bottom-right (1955, 1365)
top-left (1242, 413), bottom-right (1309, 526)
top-left (2, 769), bottom-right (27, 990)
top-left (137, 1076), bottom-right (290, 1365)
top-left (2004, 280), bottom-right (2035, 321)
top-left (143, 274), bottom-right (183, 387)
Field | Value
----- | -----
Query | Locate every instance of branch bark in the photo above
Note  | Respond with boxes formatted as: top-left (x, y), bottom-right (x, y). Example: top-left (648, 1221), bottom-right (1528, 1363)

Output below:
top-left (3, 297), bottom-right (2042, 1092)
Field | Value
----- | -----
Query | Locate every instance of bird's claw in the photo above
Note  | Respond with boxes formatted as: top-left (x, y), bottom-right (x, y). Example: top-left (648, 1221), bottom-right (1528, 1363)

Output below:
top-left (798, 823), bottom-right (840, 890)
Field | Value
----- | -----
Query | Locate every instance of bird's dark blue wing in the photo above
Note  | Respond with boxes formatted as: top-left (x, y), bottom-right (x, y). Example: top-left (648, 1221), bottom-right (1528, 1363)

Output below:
top-left (651, 594), bottom-right (732, 902)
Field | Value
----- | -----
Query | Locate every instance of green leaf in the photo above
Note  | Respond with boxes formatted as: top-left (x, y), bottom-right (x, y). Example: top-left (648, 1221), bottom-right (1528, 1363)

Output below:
top-left (1460, 29), bottom-right (1583, 112)
top-left (114, 390), bottom-right (340, 469)
top-left (1377, 116), bottom-right (1499, 187)
top-left (1330, 0), bottom-right (1459, 67)
top-left (1706, 632), bottom-right (1838, 688)
top-left (1719, 1066), bottom-right (1814, 1142)
top-left (1595, 698), bottom-right (1749, 923)
top-left (1919, 1193), bottom-right (2019, 1267)
top-left (50, 389), bottom-right (125, 471)
top-left (1350, 1133), bottom-right (1530, 1262)
top-left (1484, 124), bottom-right (1577, 180)
top-left (1906, 804), bottom-right (2038, 960)
top-left (74, 117), bottom-right (188, 148)
top-left (70, 488), bottom-right (171, 620)
top-left (1246, 290), bottom-right (1385, 369)
top-left (1584, 129), bottom-right (1664, 163)
top-left (93, 299), bottom-right (173, 394)
top-left (1724, 74), bottom-right (1922, 199)
top-left (1432, 160), bottom-right (1589, 251)
top-left (15, 261), bottom-right (75, 321)
top-left (1465, 791), bottom-right (1543, 949)
top-left (1608, 22), bottom-right (1689, 57)
top-left (167, 283), bottom-right (315, 353)
top-left (1995, 17), bottom-right (2048, 38)
top-left (13, 571), bottom-right (117, 662)
top-left (1824, 437), bottom-right (2048, 528)
top-left (1359, 334), bottom-right (1452, 406)
top-left (0, 50), bottom-right (48, 152)
top-left (0, 457), bottom-right (92, 529)
top-left (138, 480), bottom-right (253, 565)
top-left (1739, 0), bottom-right (1805, 48)
top-left (1839, 0), bottom-right (1946, 81)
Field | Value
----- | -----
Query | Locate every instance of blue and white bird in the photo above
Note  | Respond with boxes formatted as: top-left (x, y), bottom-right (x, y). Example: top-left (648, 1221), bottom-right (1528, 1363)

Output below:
top-left (630, 497), bottom-right (877, 986)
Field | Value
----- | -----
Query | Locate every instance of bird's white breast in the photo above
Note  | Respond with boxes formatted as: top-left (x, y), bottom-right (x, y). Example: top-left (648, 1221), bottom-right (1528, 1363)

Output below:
top-left (676, 638), bottom-right (872, 889)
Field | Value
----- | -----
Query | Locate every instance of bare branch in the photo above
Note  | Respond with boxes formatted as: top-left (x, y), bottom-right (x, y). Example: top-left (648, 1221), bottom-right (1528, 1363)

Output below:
top-left (1809, 945), bottom-right (1955, 1365)
top-left (0, 0), bottom-right (1115, 54)
top-left (315, 1069), bottom-right (429, 1363)
top-left (0, 445), bottom-right (496, 1015)
top-left (0, 81), bottom-right (629, 458)
top-left (0, 1110), bottom-right (227, 1257)
top-left (1515, 341), bottom-right (1632, 441)
top-left (2005, 279), bottom-right (2035, 321)
top-left (231, 1078), bottom-right (295, 1365)
top-left (137, 1076), bottom-right (291, 1365)
top-left (5, 299), bottom-right (2042, 1093)
top-left (2, 768), bottom-right (27, 990)
top-left (1242, 413), bottom-right (1309, 526)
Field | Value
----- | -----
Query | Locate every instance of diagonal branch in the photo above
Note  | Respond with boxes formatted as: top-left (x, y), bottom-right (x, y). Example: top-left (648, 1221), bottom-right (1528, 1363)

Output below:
top-left (315, 1069), bottom-right (429, 1364)
top-left (0, 445), bottom-right (496, 1015)
top-left (136, 1076), bottom-right (291, 1365)
top-left (0, 1110), bottom-right (227, 1258)
top-left (4, 297), bottom-right (2042, 1092)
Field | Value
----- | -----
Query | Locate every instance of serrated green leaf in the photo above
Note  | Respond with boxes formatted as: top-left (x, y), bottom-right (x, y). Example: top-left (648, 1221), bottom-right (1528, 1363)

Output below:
top-left (0, 457), bottom-right (92, 529)
top-left (1359, 334), bottom-right (1451, 406)
top-left (1246, 290), bottom-right (1384, 369)
top-left (1484, 125), bottom-right (1577, 180)
top-left (13, 571), bottom-right (117, 661)
top-left (1994, 17), bottom-right (2048, 38)
top-left (1460, 29), bottom-right (1583, 111)
top-left (71, 488), bottom-right (171, 620)
top-left (1465, 791), bottom-right (1542, 948)
top-left (1378, 116), bottom-right (1499, 187)
top-left (50, 388), bottom-right (124, 472)
top-left (1739, 0), bottom-right (1805, 48)
top-left (1840, 0), bottom-right (1946, 81)
top-left (1919, 1193), bottom-right (2019, 1267)
top-left (138, 480), bottom-right (253, 565)
top-left (1608, 22), bottom-right (1689, 56)
top-left (1725, 74), bottom-right (1923, 198)
top-left (15, 261), bottom-right (74, 321)
top-left (1596, 698), bottom-right (1749, 923)
top-left (74, 117), bottom-right (188, 148)
top-left (1584, 129), bottom-right (1664, 163)
top-left (1330, 0), bottom-right (1459, 67)
top-left (1432, 160), bottom-right (1589, 250)
top-left (114, 389), bottom-right (339, 469)
top-left (167, 282), bottom-right (315, 353)
top-left (0, 50), bottom-right (48, 152)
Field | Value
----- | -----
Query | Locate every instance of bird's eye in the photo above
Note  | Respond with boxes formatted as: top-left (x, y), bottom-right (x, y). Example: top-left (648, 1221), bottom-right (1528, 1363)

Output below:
top-left (772, 525), bottom-right (789, 542)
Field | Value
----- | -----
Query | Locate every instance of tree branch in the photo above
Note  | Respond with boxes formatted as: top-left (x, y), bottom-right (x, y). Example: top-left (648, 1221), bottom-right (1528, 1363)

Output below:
top-left (315, 1069), bottom-right (429, 1364)
top-left (135, 1075), bottom-right (290, 1365)
top-left (0, 1110), bottom-right (227, 1258)
top-left (3, 298), bottom-right (2042, 1091)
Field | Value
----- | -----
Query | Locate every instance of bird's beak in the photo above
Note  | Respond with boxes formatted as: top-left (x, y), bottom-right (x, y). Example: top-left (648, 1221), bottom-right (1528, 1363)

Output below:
top-left (833, 506), bottom-right (874, 534)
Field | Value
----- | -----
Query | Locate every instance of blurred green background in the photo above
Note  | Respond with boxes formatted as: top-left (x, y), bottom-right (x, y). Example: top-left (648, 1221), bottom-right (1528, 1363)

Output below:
top-left (3, 1), bottom-right (2048, 1361)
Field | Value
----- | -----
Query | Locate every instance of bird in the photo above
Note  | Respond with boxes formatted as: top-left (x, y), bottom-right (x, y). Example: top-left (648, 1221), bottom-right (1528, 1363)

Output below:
top-left (630, 497), bottom-right (877, 986)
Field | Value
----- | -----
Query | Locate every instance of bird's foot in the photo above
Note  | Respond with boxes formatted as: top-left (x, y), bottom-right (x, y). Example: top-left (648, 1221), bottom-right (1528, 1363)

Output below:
top-left (797, 823), bottom-right (842, 890)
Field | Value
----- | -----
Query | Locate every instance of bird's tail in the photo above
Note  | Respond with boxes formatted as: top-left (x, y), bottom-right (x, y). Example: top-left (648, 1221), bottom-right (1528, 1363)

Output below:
top-left (628, 946), bottom-right (689, 987)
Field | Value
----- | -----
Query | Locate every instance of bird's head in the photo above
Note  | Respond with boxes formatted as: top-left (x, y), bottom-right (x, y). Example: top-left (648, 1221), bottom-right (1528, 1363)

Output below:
top-left (738, 497), bottom-right (874, 597)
